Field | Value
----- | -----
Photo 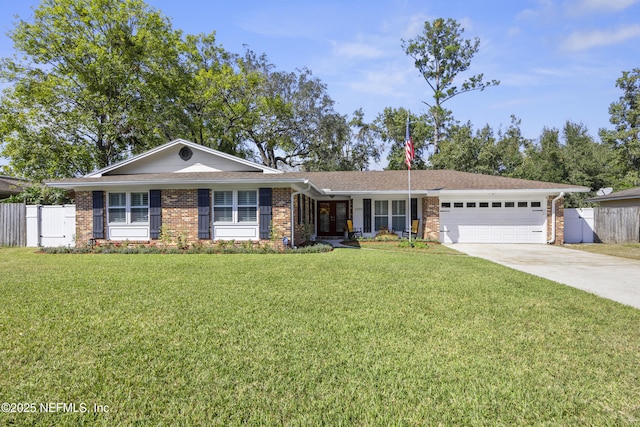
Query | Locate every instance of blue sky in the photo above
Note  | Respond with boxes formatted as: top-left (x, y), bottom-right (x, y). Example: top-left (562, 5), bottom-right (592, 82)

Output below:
top-left (1, 0), bottom-right (640, 169)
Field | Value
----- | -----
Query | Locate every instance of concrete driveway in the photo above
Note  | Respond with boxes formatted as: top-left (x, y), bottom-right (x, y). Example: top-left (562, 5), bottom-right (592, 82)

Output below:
top-left (448, 244), bottom-right (640, 309)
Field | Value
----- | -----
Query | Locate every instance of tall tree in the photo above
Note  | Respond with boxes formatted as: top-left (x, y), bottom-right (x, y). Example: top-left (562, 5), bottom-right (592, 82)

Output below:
top-left (0, 0), bottom-right (185, 179)
top-left (302, 109), bottom-right (381, 171)
top-left (600, 68), bottom-right (640, 188)
top-left (237, 50), bottom-right (343, 169)
top-left (402, 18), bottom-right (499, 152)
top-left (375, 108), bottom-right (430, 170)
top-left (177, 34), bottom-right (260, 157)
top-left (494, 116), bottom-right (528, 177)
top-left (515, 122), bottom-right (616, 206)
top-left (429, 122), bottom-right (499, 175)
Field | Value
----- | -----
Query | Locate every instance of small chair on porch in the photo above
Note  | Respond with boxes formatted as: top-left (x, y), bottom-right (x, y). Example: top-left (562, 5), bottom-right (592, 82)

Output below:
top-left (346, 220), bottom-right (362, 239)
top-left (402, 219), bottom-right (420, 239)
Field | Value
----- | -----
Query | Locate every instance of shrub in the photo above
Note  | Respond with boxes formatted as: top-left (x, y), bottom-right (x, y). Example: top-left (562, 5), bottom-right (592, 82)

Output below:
top-left (37, 241), bottom-right (333, 255)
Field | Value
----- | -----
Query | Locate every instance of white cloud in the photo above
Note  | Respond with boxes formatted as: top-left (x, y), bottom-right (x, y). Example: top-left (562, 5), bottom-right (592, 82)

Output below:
top-left (517, 0), bottom-right (559, 21)
top-left (568, 0), bottom-right (640, 12)
top-left (561, 24), bottom-right (640, 51)
top-left (332, 41), bottom-right (386, 60)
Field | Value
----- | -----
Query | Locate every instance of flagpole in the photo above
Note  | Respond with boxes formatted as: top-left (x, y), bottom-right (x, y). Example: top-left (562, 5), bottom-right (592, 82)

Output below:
top-left (408, 160), bottom-right (411, 244)
top-left (406, 114), bottom-right (412, 244)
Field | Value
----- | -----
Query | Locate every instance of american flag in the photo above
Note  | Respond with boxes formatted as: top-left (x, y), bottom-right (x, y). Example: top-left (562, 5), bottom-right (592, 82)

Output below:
top-left (405, 118), bottom-right (414, 169)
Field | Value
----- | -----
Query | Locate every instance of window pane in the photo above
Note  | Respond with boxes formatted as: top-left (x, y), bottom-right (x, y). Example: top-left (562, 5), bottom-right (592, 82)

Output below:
top-left (374, 217), bottom-right (388, 231)
top-left (131, 192), bottom-right (148, 207)
top-left (374, 200), bottom-right (388, 215)
top-left (238, 191), bottom-right (257, 206)
top-left (238, 207), bottom-right (257, 222)
top-left (109, 193), bottom-right (126, 207)
top-left (131, 207), bottom-right (148, 223)
top-left (214, 191), bottom-right (233, 206)
top-left (214, 207), bottom-right (233, 222)
top-left (392, 200), bottom-right (406, 215)
top-left (109, 208), bottom-right (126, 223)
top-left (392, 216), bottom-right (405, 232)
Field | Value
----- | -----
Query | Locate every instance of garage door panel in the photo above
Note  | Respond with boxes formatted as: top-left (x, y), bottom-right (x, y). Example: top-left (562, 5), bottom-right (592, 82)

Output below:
top-left (441, 201), bottom-right (546, 244)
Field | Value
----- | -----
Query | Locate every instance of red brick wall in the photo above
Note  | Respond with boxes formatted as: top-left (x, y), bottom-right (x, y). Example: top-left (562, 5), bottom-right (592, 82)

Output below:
top-left (422, 196), bottom-right (440, 241)
top-left (161, 189), bottom-right (199, 243)
top-left (75, 191), bottom-right (95, 247)
top-left (271, 188), bottom-right (292, 243)
top-left (74, 188), bottom-right (294, 248)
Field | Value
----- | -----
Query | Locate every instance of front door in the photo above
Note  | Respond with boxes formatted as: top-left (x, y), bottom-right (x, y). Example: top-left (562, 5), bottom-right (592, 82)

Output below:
top-left (317, 201), bottom-right (348, 237)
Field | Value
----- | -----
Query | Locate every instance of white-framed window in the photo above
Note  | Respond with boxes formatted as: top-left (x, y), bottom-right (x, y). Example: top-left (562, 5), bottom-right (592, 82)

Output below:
top-left (108, 192), bottom-right (148, 224)
top-left (391, 200), bottom-right (406, 232)
top-left (131, 192), bottom-right (149, 223)
top-left (213, 190), bottom-right (257, 223)
top-left (214, 191), bottom-right (233, 222)
top-left (238, 190), bottom-right (257, 222)
top-left (374, 200), bottom-right (388, 231)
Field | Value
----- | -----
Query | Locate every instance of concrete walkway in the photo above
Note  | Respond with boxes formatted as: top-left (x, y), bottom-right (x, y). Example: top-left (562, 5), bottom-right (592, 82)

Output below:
top-left (447, 244), bottom-right (640, 309)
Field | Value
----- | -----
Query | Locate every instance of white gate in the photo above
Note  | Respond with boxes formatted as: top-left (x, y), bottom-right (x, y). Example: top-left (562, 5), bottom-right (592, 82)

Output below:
top-left (564, 208), bottom-right (594, 243)
top-left (26, 205), bottom-right (76, 247)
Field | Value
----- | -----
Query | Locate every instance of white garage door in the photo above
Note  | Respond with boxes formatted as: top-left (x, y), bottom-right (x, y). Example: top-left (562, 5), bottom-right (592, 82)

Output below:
top-left (440, 200), bottom-right (546, 244)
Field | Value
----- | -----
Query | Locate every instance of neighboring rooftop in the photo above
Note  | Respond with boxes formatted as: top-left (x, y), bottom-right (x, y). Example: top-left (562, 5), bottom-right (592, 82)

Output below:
top-left (586, 187), bottom-right (640, 203)
top-left (0, 176), bottom-right (29, 199)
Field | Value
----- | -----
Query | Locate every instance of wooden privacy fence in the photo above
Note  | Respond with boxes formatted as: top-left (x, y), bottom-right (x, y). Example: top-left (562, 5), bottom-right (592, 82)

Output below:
top-left (594, 207), bottom-right (640, 243)
top-left (0, 203), bottom-right (26, 246)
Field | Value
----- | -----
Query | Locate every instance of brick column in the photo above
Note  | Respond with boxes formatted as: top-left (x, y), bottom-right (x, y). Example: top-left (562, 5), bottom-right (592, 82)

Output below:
top-left (75, 191), bottom-right (94, 247)
top-left (272, 188), bottom-right (292, 243)
top-left (547, 195), bottom-right (565, 245)
top-left (422, 196), bottom-right (440, 241)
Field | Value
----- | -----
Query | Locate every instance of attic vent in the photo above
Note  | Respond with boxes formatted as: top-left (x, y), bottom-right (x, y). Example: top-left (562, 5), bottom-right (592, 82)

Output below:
top-left (179, 146), bottom-right (193, 161)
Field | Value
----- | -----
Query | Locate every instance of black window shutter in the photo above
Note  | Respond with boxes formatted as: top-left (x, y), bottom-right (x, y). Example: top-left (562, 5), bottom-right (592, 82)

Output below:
top-left (197, 189), bottom-right (211, 239)
top-left (149, 190), bottom-right (162, 239)
top-left (259, 188), bottom-right (272, 239)
top-left (92, 191), bottom-right (104, 239)
top-left (411, 198), bottom-right (418, 220)
top-left (363, 199), bottom-right (372, 233)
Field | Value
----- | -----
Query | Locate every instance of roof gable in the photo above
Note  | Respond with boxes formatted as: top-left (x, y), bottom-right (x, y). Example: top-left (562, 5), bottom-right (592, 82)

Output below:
top-left (86, 139), bottom-right (281, 177)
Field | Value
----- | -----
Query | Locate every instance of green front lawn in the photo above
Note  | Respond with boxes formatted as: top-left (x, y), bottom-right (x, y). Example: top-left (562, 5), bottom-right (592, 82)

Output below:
top-left (1, 247), bottom-right (639, 425)
top-left (566, 243), bottom-right (640, 261)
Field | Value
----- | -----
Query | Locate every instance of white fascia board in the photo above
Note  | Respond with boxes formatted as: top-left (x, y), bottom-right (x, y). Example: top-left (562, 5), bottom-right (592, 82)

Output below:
top-left (437, 188), bottom-right (589, 198)
top-left (85, 139), bottom-right (281, 177)
top-left (46, 177), bottom-right (312, 190)
top-left (321, 190), bottom-right (430, 196)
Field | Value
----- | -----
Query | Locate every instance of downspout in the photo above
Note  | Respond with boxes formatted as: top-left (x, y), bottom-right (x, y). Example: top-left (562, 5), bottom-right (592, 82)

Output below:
top-left (547, 192), bottom-right (565, 244)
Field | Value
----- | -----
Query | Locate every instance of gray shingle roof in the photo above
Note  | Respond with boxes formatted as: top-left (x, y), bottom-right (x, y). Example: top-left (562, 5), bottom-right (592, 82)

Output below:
top-left (586, 187), bottom-right (640, 202)
top-left (0, 176), bottom-right (28, 197)
top-left (47, 169), bottom-right (588, 194)
top-left (286, 170), bottom-right (585, 192)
